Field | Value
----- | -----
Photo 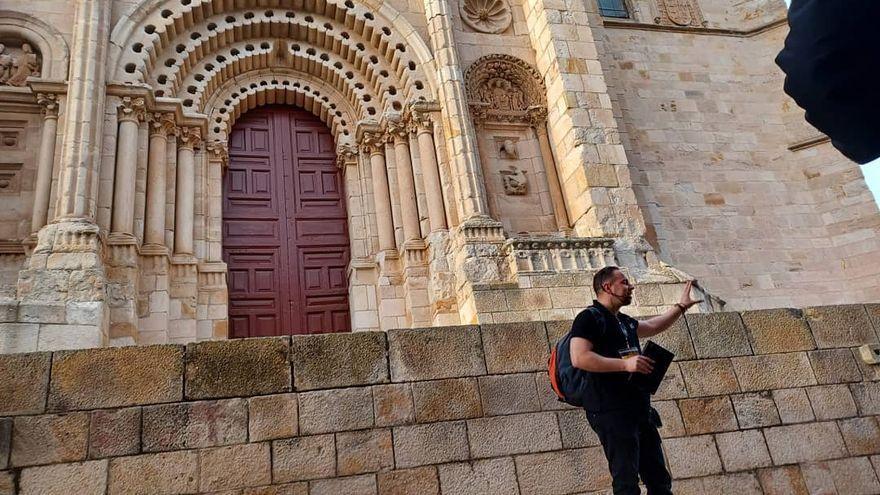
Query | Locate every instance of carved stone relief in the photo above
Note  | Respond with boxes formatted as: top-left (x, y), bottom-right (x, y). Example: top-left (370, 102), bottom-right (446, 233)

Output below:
top-left (654, 0), bottom-right (706, 27)
top-left (500, 166), bottom-right (527, 195)
top-left (465, 54), bottom-right (546, 125)
top-left (496, 137), bottom-right (519, 160)
top-left (0, 41), bottom-right (42, 87)
top-left (0, 164), bottom-right (22, 194)
top-left (460, 0), bottom-right (512, 34)
top-left (0, 121), bottom-right (25, 151)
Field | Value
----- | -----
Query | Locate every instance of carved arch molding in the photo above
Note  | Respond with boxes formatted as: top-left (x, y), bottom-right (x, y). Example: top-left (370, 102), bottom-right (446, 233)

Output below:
top-left (465, 54), bottom-right (547, 125)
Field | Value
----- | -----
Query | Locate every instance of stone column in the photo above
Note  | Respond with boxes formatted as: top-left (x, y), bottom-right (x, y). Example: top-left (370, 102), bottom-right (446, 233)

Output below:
top-left (174, 127), bottom-right (201, 256)
top-left (31, 93), bottom-right (60, 233)
top-left (361, 130), bottom-right (396, 253)
top-left (54, 0), bottom-right (112, 221)
top-left (530, 109), bottom-right (570, 232)
top-left (389, 122), bottom-right (422, 243)
top-left (410, 109), bottom-right (448, 232)
top-left (204, 141), bottom-right (227, 262)
top-left (110, 97), bottom-right (145, 237)
top-left (422, 0), bottom-right (492, 221)
top-left (144, 113), bottom-right (175, 249)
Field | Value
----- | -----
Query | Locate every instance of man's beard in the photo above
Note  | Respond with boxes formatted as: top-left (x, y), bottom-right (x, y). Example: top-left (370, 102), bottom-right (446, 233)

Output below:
top-left (621, 293), bottom-right (633, 306)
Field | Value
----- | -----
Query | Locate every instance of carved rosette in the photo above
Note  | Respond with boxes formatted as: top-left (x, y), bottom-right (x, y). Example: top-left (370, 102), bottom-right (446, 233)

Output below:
top-left (654, 0), bottom-right (706, 27)
top-left (460, 0), bottom-right (512, 34)
top-left (177, 126), bottom-right (203, 150)
top-left (465, 54), bottom-right (547, 126)
top-left (148, 112), bottom-right (177, 137)
top-left (117, 97), bottom-right (146, 123)
top-left (36, 93), bottom-right (60, 119)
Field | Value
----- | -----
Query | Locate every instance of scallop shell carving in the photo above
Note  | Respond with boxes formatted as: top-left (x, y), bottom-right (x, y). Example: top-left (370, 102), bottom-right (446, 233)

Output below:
top-left (460, 0), bottom-right (512, 34)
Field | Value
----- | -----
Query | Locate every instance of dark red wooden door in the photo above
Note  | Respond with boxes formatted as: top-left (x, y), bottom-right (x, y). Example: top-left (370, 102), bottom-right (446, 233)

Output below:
top-left (222, 106), bottom-right (350, 337)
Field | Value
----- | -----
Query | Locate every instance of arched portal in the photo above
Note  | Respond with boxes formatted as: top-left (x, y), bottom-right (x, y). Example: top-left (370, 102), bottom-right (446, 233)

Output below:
top-left (222, 104), bottom-right (350, 337)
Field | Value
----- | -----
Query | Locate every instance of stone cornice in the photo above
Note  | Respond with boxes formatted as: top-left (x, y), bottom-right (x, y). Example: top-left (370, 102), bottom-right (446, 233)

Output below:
top-left (601, 17), bottom-right (787, 38)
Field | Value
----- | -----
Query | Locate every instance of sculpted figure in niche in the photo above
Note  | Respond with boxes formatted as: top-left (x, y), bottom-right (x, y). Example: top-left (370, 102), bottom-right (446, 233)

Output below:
top-left (501, 165), bottom-right (527, 195)
top-left (498, 138), bottom-right (518, 159)
top-left (0, 44), bottom-right (12, 85)
top-left (2, 43), bottom-right (41, 87)
top-left (479, 77), bottom-right (526, 111)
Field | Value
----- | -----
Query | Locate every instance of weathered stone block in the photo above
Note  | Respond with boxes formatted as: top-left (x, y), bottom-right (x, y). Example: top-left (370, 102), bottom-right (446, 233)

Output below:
top-left (674, 473), bottom-right (763, 495)
top-left (388, 326), bottom-right (486, 382)
top-left (108, 451), bottom-right (199, 494)
top-left (373, 383), bottom-right (414, 427)
top-left (310, 474), bottom-right (377, 495)
top-left (805, 305), bottom-right (878, 348)
top-left (411, 378), bottom-right (481, 422)
top-left (38, 324), bottom-right (105, 351)
top-left (685, 312), bottom-right (752, 358)
top-left (272, 435), bottom-right (336, 482)
top-left (248, 393), bottom-right (297, 442)
top-left (142, 399), bottom-right (247, 452)
top-left (18, 302), bottom-right (65, 324)
top-left (298, 387), bottom-right (373, 434)
top-left (185, 337), bottom-right (290, 400)
top-left (11, 412), bottom-right (89, 467)
top-left (639, 318), bottom-right (695, 360)
top-left (544, 319), bottom-right (573, 344)
top-left (806, 384), bottom-right (858, 420)
top-left (48, 345), bottom-right (183, 411)
top-left (556, 409), bottom-right (600, 447)
top-left (757, 465), bottom-right (809, 495)
top-left (199, 443), bottom-right (271, 492)
top-left (438, 457), bottom-right (518, 495)
top-left (242, 483), bottom-right (308, 495)
top-left (514, 447), bottom-right (611, 495)
top-left (336, 429), bottom-right (394, 476)
top-left (480, 321), bottom-right (548, 373)
top-left (0, 323), bottom-right (39, 354)
top-left (19, 460), bottom-right (108, 495)
top-left (838, 416), bottom-right (880, 456)
top-left (466, 412), bottom-right (562, 458)
top-left (715, 429), bottom-right (772, 472)
top-left (851, 382), bottom-right (880, 415)
top-left (0, 301), bottom-right (18, 322)
top-left (478, 373), bottom-right (540, 416)
top-left (772, 388), bottom-right (815, 423)
top-left (0, 471), bottom-right (12, 495)
top-left (652, 400), bottom-right (686, 438)
top-left (853, 347), bottom-right (880, 381)
top-left (66, 302), bottom-right (104, 326)
top-left (290, 332), bottom-right (387, 391)
top-left (0, 418), bottom-right (10, 470)
top-left (0, 352), bottom-right (50, 416)
top-left (88, 407), bottom-right (141, 459)
top-left (377, 466), bottom-right (440, 495)
top-left (732, 352), bottom-right (816, 391)
top-left (764, 421), bottom-right (848, 464)
top-left (534, 372), bottom-right (576, 411)
top-left (809, 348), bottom-right (863, 384)
top-left (678, 358), bottom-right (739, 396)
top-left (731, 392), bottom-right (780, 428)
top-left (678, 396), bottom-right (738, 435)
top-left (392, 421), bottom-right (469, 468)
top-left (741, 308), bottom-right (815, 354)
top-left (653, 362), bottom-right (688, 400)
top-left (802, 457), bottom-right (880, 495)
top-left (663, 435), bottom-right (723, 478)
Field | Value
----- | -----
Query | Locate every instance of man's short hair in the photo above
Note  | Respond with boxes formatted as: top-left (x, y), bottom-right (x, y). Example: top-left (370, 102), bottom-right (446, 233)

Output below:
top-left (593, 266), bottom-right (620, 295)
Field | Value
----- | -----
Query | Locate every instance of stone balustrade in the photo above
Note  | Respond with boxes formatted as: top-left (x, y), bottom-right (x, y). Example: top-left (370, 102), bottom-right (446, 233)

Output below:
top-left (0, 304), bottom-right (878, 494)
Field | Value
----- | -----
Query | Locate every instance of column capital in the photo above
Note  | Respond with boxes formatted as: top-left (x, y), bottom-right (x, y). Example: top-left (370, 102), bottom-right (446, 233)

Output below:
top-left (408, 100), bottom-right (440, 134)
top-left (335, 143), bottom-right (358, 168)
top-left (148, 112), bottom-right (177, 137)
top-left (205, 140), bottom-right (229, 166)
top-left (527, 105), bottom-right (549, 128)
top-left (386, 119), bottom-right (410, 143)
top-left (358, 129), bottom-right (388, 156)
top-left (36, 93), bottom-right (60, 119)
top-left (117, 96), bottom-right (146, 124)
top-left (177, 126), bottom-right (203, 150)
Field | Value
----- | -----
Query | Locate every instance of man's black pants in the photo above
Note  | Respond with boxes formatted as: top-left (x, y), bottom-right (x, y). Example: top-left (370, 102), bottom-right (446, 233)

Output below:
top-left (585, 408), bottom-right (672, 495)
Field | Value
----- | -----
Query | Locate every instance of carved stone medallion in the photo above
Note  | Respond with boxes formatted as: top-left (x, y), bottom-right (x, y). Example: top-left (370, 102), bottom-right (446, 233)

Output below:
top-left (460, 0), bottom-right (513, 34)
top-left (655, 0), bottom-right (705, 27)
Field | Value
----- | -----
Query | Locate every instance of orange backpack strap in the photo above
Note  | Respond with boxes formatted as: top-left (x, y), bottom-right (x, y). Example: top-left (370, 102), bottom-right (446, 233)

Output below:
top-left (548, 341), bottom-right (565, 400)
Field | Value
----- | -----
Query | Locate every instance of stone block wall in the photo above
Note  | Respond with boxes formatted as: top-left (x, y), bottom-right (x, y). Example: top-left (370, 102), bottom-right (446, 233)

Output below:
top-left (1, 303), bottom-right (879, 494)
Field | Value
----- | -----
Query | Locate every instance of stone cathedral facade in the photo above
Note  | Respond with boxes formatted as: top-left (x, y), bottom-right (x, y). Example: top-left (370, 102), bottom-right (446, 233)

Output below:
top-left (0, 0), bottom-right (878, 352)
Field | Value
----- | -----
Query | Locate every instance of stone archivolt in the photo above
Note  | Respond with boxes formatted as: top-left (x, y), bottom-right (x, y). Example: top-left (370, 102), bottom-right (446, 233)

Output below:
top-left (460, 0), bottom-right (513, 34)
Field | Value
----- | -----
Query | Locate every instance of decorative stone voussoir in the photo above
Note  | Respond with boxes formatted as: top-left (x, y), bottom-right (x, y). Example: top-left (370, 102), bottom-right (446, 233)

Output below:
top-left (388, 325), bottom-right (486, 382)
top-left (185, 337), bottom-right (291, 400)
top-left (48, 345), bottom-right (184, 411)
top-left (290, 331), bottom-right (388, 391)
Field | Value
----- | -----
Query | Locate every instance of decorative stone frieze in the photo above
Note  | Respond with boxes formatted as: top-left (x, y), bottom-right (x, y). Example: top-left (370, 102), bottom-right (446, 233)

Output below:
top-left (506, 237), bottom-right (616, 274)
top-left (460, 0), bottom-right (512, 34)
top-left (0, 41), bottom-right (41, 86)
top-left (654, 0), bottom-right (707, 27)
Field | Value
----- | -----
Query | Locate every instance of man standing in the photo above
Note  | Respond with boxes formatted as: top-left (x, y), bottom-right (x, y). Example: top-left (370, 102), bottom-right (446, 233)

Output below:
top-left (569, 266), bottom-right (701, 495)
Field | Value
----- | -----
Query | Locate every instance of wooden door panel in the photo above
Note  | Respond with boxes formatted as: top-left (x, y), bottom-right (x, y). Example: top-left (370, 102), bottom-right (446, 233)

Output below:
top-left (223, 105), bottom-right (350, 336)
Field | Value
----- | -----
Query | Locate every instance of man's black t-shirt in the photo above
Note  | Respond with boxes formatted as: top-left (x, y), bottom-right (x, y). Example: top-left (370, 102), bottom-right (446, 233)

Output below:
top-left (570, 301), bottom-right (650, 414)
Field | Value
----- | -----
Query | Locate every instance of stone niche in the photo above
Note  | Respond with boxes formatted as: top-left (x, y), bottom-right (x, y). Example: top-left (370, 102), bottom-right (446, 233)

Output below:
top-left (0, 116), bottom-right (39, 240)
top-left (0, 38), bottom-right (42, 87)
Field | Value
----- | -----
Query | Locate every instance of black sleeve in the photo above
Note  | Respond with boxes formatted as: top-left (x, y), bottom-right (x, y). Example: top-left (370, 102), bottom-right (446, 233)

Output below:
top-left (775, 0), bottom-right (880, 164)
top-left (570, 309), bottom-right (603, 343)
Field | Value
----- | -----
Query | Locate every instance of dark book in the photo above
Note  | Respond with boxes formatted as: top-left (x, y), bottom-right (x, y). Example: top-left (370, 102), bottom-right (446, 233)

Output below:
top-left (629, 340), bottom-right (675, 395)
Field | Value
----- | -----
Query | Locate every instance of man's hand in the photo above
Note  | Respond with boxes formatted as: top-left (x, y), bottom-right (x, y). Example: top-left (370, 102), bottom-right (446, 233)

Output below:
top-left (679, 280), bottom-right (704, 311)
top-left (622, 355), bottom-right (655, 374)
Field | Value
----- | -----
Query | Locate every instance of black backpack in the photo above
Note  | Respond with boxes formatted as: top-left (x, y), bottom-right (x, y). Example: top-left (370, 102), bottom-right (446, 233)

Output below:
top-left (548, 307), bottom-right (605, 407)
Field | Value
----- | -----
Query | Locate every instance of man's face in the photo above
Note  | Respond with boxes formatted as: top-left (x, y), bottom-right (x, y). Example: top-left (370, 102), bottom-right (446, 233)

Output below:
top-left (603, 270), bottom-right (634, 306)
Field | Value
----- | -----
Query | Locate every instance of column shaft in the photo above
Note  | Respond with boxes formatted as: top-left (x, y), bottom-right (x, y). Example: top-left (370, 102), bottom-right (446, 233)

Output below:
top-left (31, 95), bottom-right (59, 232)
top-left (111, 99), bottom-right (143, 235)
top-left (175, 138), bottom-right (197, 255)
top-left (393, 135), bottom-right (421, 242)
top-left (415, 127), bottom-right (447, 232)
top-left (535, 125), bottom-right (570, 231)
top-left (144, 122), bottom-right (169, 246)
top-left (370, 148), bottom-right (396, 252)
